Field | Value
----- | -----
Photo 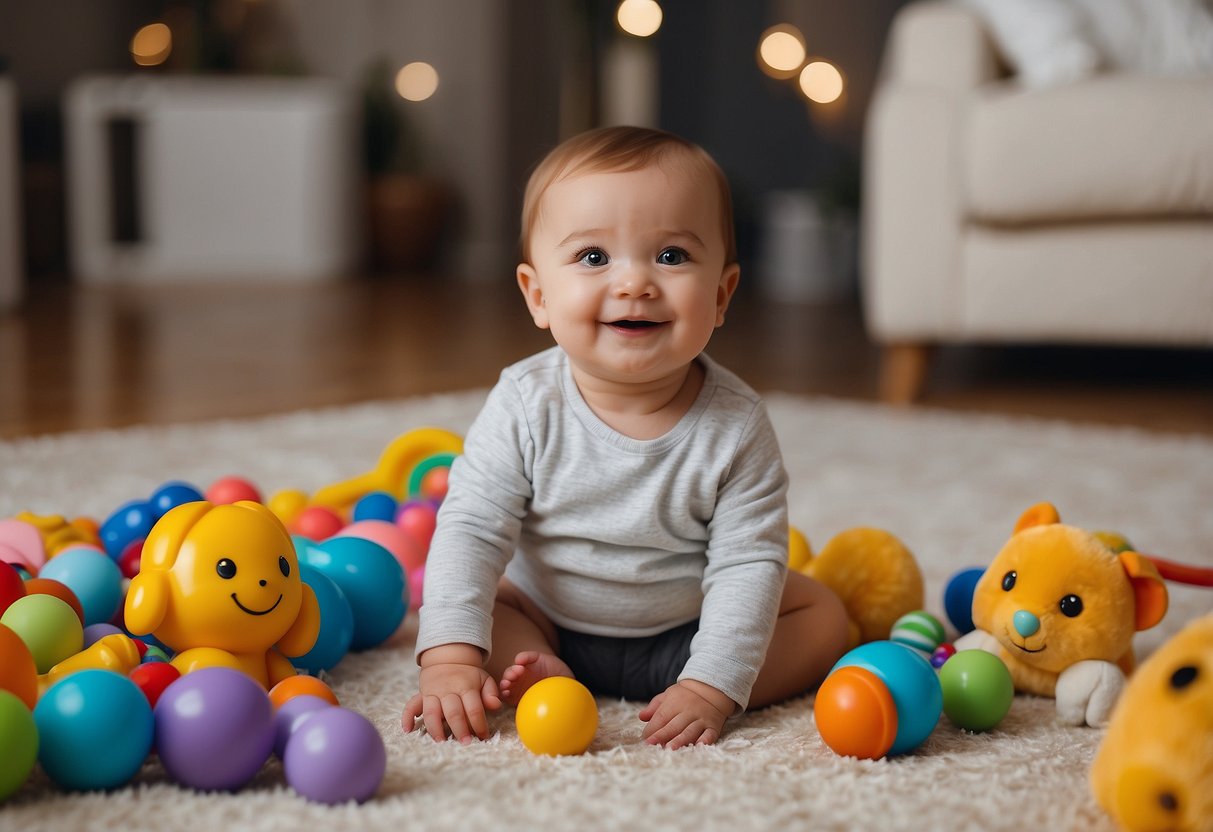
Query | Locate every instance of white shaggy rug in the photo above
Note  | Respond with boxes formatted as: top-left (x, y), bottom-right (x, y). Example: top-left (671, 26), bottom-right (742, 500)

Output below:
top-left (3, 391), bottom-right (1212, 831)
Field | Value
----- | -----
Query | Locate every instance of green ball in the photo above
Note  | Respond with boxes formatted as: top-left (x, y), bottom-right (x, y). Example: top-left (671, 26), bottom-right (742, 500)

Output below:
top-left (0, 594), bottom-right (84, 674)
top-left (939, 649), bottom-right (1014, 732)
top-left (0, 690), bottom-right (39, 801)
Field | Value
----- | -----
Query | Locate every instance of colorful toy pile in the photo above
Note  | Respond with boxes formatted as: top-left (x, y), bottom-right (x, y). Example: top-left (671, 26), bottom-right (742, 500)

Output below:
top-left (0, 427), bottom-right (460, 803)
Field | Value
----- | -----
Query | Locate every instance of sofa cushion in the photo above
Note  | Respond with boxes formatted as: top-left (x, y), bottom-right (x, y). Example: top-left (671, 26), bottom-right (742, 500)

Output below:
top-left (964, 74), bottom-right (1213, 223)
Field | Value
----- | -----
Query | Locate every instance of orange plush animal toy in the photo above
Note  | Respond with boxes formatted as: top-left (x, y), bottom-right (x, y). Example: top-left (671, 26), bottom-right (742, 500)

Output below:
top-left (954, 502), bottom-right (1169, 727)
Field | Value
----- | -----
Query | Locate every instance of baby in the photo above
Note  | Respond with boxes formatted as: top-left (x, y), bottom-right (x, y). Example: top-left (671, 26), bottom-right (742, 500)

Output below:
top-left (402, 126), bottom-right (849, 749)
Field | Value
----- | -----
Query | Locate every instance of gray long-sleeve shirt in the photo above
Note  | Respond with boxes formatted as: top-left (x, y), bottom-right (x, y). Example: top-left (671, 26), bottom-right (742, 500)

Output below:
top-left (415, 346), bottom-right (789, 710)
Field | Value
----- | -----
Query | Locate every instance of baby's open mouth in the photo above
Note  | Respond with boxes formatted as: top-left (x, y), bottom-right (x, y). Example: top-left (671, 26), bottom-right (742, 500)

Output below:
top-left (608, 319), bottom-right (664, 329)
top-left (231, 593), bottom-right (283, 616)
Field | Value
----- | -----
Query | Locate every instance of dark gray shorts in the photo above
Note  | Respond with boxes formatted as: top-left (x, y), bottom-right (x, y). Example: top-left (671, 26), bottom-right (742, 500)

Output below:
top-left (554, 618), bottom-right (699, 701)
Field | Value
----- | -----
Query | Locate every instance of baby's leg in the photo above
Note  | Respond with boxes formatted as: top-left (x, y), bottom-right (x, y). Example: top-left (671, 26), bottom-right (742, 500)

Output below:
top-left (747, 570), bottom-right (850, 709)
top-left (490, 577), bottom-right (573, 702)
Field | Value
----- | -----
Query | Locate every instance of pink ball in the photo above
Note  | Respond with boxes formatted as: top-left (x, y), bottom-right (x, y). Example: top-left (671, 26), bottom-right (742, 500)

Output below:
top-left (418, 467), bottom-right (449, 501)
top-left (395, 501), bottom-right (437, 553)
top-left (339, 520), bottom-right (426, 575)
top-left (408, 565), bottom-right (424, 613)
top-left (291, 507), bottom-right (346, 541)
top-left (205, 476), bottom-right (262, 506)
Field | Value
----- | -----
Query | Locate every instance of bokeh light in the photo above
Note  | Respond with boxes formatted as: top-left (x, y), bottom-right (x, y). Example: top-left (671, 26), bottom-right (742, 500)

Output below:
top-left (617, 0), bottom-right (663, 38)
top-left (395, 62), bottom-right (439, 102)
top-left (757, 25), bottom-right (806, 78)
top-left (799, 60), bottom-right (844, 104)
top-left (130, 23), bottom-right (172, 67)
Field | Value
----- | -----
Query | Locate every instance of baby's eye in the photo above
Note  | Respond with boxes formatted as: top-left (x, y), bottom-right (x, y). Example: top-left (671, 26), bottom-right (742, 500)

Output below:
top-left (279, 556), bottom-right (291, 577)
top-left (657, 247), bottom-right (688, 266)
top-left (216, 558), bottom-right (237, 579)
top-left (577, 248), bottom-right (608, 267)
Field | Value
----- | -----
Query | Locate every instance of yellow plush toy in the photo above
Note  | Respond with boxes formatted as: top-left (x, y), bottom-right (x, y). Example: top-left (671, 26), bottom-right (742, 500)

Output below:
top-left (1090, 613), bottom-right (1213, 832)
top-left (124, 500), bottom-right (321, 688)
top-left (789, 526), bottom-right (924, 649)
top-left (954, 502), bottom-right (1168, 727)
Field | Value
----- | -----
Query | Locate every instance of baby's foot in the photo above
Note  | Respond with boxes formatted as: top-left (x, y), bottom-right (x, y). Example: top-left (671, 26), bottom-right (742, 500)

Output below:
top-left (499, 651), bottom-right (574, 703)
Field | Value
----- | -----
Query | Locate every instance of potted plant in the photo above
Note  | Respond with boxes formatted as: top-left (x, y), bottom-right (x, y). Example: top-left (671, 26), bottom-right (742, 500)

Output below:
top-left (362, 58), bottom-right (451, 273)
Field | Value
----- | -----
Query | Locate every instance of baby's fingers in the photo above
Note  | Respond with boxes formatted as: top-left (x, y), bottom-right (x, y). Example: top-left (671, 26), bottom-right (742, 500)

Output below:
top-left (463, 690), bottom-right (491, 740)
top-left (638, 692), bottom-right (665, 723)
top-left (644, 711), bottom-right (694, 746)
top-left (442, 693), bottom-right (475, 744)
top-left (421, 695), bottom-right (449, 742)
top-left (401, 693), bottom-right (424, 732)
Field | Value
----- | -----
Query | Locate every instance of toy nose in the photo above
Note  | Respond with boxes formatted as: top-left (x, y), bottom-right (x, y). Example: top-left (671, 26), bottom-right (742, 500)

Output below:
top-left (1115, 765), bottom-right (1183, 831)
top-left (1013, 610), bottom-right (1040, 638)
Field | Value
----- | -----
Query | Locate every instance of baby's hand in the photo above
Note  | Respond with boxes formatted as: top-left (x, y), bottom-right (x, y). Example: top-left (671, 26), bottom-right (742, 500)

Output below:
top-left (638, 679), bottom-right (735, 749)
top-left (402, 645), bottom-right (502, 744)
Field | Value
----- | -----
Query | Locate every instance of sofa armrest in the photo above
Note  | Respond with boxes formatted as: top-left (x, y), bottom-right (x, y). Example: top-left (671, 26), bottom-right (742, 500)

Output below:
top-left (882, 0), bottom-right (1001, 92)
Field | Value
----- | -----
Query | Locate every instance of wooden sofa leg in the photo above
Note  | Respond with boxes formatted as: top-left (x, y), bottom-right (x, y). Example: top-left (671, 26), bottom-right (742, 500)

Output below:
top-left (879, 343), bottom-right (934, 405)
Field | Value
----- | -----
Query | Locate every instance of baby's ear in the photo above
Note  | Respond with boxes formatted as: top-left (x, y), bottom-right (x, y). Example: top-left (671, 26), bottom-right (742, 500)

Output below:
top-left (1119, 551), bottom-right (1168, 631)
top-left (124, 571), bottom-right (170, 635)
top-left (516, 263), bottom-right (549, 330)
top-left (1013, 502), bottom-right (1061, 534)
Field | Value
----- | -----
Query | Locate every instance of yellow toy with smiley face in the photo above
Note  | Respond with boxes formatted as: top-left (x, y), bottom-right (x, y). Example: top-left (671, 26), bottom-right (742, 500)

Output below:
top-left (124, 500), bottom-right (320, 688)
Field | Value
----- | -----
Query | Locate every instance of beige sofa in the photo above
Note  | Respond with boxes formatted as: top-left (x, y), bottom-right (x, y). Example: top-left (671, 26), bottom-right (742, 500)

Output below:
top-left (861, 1), bottom-right (1213, 402)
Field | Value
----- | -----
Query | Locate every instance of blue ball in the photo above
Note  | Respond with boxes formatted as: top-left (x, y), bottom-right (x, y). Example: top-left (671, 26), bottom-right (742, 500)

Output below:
top-left (352, 491), bottom-right (399, 524)
top-left (832, 640), bottom-right (943, 756)
top-left (99, 500), bottom-right (155, 560)
top-left (292, 564), bottom-right (355, 674)
top-left (34, 669), bottom-right (154, 790)
top-left (38, 547), bottom-right (125, 626)
top-left (944, 567), bottom-right (985, 635)
top-left (298, 536), bottom-right (406, 651)
top-left (148, 481), bottom-right (205, 520)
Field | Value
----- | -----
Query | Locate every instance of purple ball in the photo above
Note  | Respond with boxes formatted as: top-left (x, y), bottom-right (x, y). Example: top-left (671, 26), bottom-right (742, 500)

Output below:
top-left (154, 667), bottom-right (274, 791)
top-left (273, 694), bottom-right (333, 758)
top-left (283, 707), bottom-right (386, 804)
top-left (82, 622), bottom-right (123, 648)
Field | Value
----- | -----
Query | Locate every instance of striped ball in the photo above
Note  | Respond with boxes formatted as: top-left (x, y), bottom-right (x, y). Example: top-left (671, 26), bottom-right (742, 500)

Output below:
top-left (890, 610), bottom-right (947, 655)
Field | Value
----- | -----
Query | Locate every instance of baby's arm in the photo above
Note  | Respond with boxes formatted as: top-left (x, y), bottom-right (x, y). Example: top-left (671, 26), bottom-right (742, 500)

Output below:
top-left (402, 643), bottom-right (502, 743)
top-left (638, 678), bottom-right (735, 749)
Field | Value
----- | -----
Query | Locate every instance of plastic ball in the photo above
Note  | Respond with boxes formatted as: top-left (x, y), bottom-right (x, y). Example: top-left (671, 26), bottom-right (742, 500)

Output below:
top-left (2, 593), bottom-right (84, 673)
top-left (292, 565), bottom-right (354, 674)
top-left (814, 665), bottom-right (898, 759)
top-left (341, 519), bottom-right (426, 575)
top-left (141, 644), bottom-right (172, 664)
top-left (83, 622), bottom-right (123, 648)
top-left (418, 466), bottom-right (449, 501)
top-left (395, 500), bottom-right (438, 557)
top-left (273, 693), bottom-right (333, 757)
top-left (407, 453), bottom-right (457, 500)
top-left (117, 539), bottom-right (144, 579)
top-left (268, 489), bottom-right (310, 527)
top-left (0, 518), bottom-right (46, 571)
top-left (829, 640), bottom-right (943, 756)
top-left (0, 622), bottom-right (38, 709)
top-left (0, 560), bottom-right (25, 617)
top-left (939, 649), bottom-right (1014, 732)
top-left (515, 676), bottom-right (598, 756)
top-left (353, 491), bottom-right (398, 523)
top-left (787, 526), bottom-right (813, 573)
top-left (943, 567), bottom-right (985, 635)
top-left (205, 476), bottom-right (263, 506)
top-left (154, 667), bottom-right (274, 791)
top-left (22, 577), bottom-right (85, 625)
top-left (38, 546), bottom-right (124, 626)
top-left (890, 610), bottom-right (947, 656)
top-left (298, 537), bottom-right (406, 651)
top-left (269, 674), bottom-right (340, 710)
top-left (291, 506), bottom-right (345, 541)
top-left (34, 669), bottom-right (154, 790)
top-left (284, 706), bottom-right (386, 804)
top-left (129, 662), bottom-right (181, 708)
top-left (0, 690), bottom-right (38, 801)
top-left (930, 643), bottom-right (957, 669)
top-left (99, 499), bottom-right (155, 559)
top-left (407, 565), bottom-right (424, 613)
top-left (149, 481), bottom-right (205, 519)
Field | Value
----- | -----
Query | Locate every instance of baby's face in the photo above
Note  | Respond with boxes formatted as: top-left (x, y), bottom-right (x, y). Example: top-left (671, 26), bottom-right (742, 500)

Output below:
top-left (517, 160), bottom-right (738, 389)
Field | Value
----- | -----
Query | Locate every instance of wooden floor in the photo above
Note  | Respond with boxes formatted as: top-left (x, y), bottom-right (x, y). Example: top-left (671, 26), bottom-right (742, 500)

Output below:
top-left (1, 275), bottom-right (1210, 439)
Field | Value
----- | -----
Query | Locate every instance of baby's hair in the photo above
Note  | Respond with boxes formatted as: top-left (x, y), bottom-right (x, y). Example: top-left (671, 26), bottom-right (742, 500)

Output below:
top-left (519, 125), bottom-right (736, 265)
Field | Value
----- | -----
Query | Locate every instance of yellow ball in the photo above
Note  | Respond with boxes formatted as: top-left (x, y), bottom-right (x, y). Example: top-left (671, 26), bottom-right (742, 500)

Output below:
top-left (515, 676), bottom-right (598, 756)
top-left (788, 526), bottom-right (813, 573)
top-left (267, 489), bottom-right (310, 526)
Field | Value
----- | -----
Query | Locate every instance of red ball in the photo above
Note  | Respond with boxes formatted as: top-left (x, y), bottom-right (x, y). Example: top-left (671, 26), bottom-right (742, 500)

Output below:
top-left (290, 506), bottom-right (345, 541)
top-left (118, 539), bottom-right (144, 579)
top-left (0, 559), bottom-right (26, 617)
top-left (395, 501), bottom-right (437, 553)
top-left (129, 662), bottom-right (181, 708)
top-left (205, 476), bottom-right (263, 506)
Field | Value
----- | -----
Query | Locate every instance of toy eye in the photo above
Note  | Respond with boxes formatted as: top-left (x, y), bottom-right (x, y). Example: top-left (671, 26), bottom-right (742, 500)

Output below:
top-left (1059, 594), bottom-right (1084, 617)
top-left (1001, 571), bottom-right (1017, 591)
top-left (216, 558), bottom-right (237, 579)
top-left (279, 556), bottom-right (290, 577)
top-left (1170, 665), bottom-right (1198, 690)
